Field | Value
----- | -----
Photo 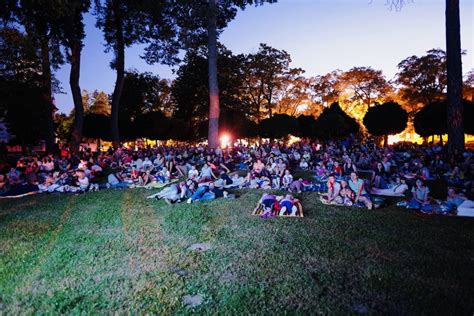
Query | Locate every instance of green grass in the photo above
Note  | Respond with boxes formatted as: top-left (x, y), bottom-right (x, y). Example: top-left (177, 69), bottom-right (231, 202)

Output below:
top-left (1, 189), bottom-right (474, 314)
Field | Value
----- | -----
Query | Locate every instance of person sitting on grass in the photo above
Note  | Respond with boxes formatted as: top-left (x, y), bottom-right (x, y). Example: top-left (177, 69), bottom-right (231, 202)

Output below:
top-left (406, 178), bottom-right (431, 212)
top-left (155, 166), bottom-right (170, 183)
top-left (198, 163), bottom-right (216, 183)
top-left (7, 167), bottom-right (21, 186)
top-left (321, 174), bottom-right (342, 204)
top-left (372, 162), bottom-right (388, 189)
top-left (339, 180), bottom-right (355, 206)
top-left (188, 165), bottom-right (199, 180)
top-left (69, 170), bottom-right (95, 193)
top-left (107, 172), bottom-right (130, 189)
top-left (348, 171), bottom-right (373, 209)
top-left (282, 169), bottom-right (293, 190)
top-left (0, 174), bottom-right (7, 194)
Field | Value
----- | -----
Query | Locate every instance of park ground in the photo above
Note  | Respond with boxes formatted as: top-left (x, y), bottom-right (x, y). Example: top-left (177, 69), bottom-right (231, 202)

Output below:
top-left (1, 188), bottom-right (474, 314)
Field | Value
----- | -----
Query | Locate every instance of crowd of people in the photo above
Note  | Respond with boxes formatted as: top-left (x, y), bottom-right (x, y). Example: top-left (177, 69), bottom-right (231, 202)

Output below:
top-left (0, 139), bottom-right (473, 216)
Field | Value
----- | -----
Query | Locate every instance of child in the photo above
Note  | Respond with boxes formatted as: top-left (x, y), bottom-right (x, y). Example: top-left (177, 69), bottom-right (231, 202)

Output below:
top-left (156, 167), bottom-right (170, 183)
top-left (279, 194), bottom-right (298, 216)
top-left (282, 169), bottom-right (293, 190)
top-left (259, 193), bottom-right (278, 218)
top-left (339, 180), bottom-right (354, 206)
top-left (188, 165), bottom-right (199, 180)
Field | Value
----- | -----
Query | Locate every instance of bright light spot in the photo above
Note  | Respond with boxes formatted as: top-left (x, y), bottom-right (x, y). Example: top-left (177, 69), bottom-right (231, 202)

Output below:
top-left (288, 135), bottom-right (301, 145)
top-left (220, 134), bottom-right (231, 148)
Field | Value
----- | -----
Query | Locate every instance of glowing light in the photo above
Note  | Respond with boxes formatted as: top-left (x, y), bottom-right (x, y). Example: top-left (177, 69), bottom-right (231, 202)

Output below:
top-left (220, 134), bottom-right (231, 148)
top-left (288, 135), bottom-right (301, 145)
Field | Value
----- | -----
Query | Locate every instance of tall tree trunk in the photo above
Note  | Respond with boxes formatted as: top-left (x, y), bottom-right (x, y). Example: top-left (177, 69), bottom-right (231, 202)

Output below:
top-left (69, 37), bottom-right (84, 154)
top-left (446, 0), bottom-right (464, 155)
top-left (207, 0), bottom-right (220, 148)
top-left (39, 36), bottom-right (55, 153)
top-left (111, 0), bottom-right (125, 149)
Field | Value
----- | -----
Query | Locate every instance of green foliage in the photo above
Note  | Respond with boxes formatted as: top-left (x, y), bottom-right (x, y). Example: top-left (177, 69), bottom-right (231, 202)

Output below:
top-left (172, 46), bottom-right (251, 131)
top-left (414, 100), bottom-right (474, 136)
top-left (0, 78), bottom-right (49, 145)
top-left (260, 113), bottom-right (298, 138)
top-left (297, 115), bottom-right (317, 138)
top-left (314, 103), bottom-right (359, 139)
top-left (363, 101), bottom-right (408, 136)
top-left (339, 67), bottom-right (391, 108)
top-left (87, 90), bottom-right (111, 115)
top-left (395, 49), bottom-right (447, 112)
top-left (414, 100), bottom-right (448, 137)
top-left (117, 71), bottom-right (173, 141)
top-left (55, 113), bottom-right (74, 141)
top-left (134, 111), bottom-right (172, 140)
top-left (82, 113), bottom-right (111, 140)
top-left (464, 100), bottom-right (474, 135)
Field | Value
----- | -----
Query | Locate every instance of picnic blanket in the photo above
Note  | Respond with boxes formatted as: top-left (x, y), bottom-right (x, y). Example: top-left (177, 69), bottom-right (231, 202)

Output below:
top-left (140, 179), bottom-right (178, 189)
top-left (252, 199), bottom-right (304, 218)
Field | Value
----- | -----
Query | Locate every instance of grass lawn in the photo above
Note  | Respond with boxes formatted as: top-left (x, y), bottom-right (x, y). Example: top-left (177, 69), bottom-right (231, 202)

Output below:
top-left (1, 188), bottom-right (474, 314)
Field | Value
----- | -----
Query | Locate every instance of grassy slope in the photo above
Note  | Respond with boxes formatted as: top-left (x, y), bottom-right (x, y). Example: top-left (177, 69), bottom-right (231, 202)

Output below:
top-left (0, 189), bottom-right (473, 314)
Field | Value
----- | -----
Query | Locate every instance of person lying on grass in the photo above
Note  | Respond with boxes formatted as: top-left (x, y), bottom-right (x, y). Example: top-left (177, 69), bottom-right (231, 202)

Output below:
top-left (148, 181), bottom-right (195, 205)
top-left (259, 193), bottom-right (299, 218)
top-left (370, 176), bottom-right (409, 197)
top-left (187, 182), bottom-right (230, 204)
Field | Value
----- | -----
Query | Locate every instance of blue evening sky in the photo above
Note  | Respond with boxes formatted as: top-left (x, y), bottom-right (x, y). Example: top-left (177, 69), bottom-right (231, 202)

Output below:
top-left (53, 0), bottom-right (473, 113)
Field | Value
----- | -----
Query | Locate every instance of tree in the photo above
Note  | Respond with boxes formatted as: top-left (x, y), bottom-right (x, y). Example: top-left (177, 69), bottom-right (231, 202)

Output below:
top-left (95, 0), bottom-right (158, 147)
top-left (414, 101), bottom-right (448, 141)
top-left (3, 0), bottom-right (65, 152)
top-left (0, 27), bottom-right (49, 147)
top-left (388, 0), bottom-right (465, 154)
top-left (463, 70), bottom-right (474, 101)
top-left (172, 46), bottom-right (252, 135)
top-left (83, 113), bottom-right (111, 141)
top-left (242, 43), bottom-right (297, 118)
top-left (260, 114), bottom-right (298, 139)
top-left (141, 1), bottom-right (276, 147)
top-left (314, 103), bottom-right (360, 139)
top-left (55, 112), bottom-right (74, 142)
top-left (297, 115), bottom-right (317, 138)
top-left (309, 70), bottom-right (342, 107)
top-left (464, 100), bottom-right (474, 135)
top-left (88, 90), bottom-right (111, 115)
top-left (118, 71), bottom-right (170, 140)
top-left (134, 111), bottom-right (172, 140)
top-left (338, 67), bottom-right (391, 117)
top-left (58, 0), bottom-right (90, 154)
top-left (1, 79), bottom-right (50, 146)
top-left (395, 49), bottom-right (447, 115)
top-left (274, 71), bottom-right (313, 116)
top-left (197, 108), bottom-right (259, 140)
top-left (414, 100), bottom-right (474, 141)
top-left (363, 101), bottom-right (408, 147)
top-left (446, 0), bottom-right (464, 154)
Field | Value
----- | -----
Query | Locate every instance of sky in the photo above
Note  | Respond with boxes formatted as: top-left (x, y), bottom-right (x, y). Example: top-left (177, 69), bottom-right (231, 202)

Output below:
top-left (53, 0), bottom-right (474, 114)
